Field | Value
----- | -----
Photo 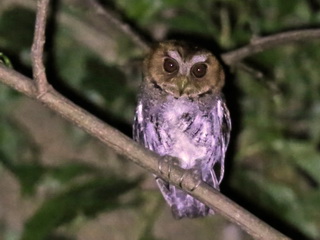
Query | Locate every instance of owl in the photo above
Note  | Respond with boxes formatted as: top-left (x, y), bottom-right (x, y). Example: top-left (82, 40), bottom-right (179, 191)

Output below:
top-left (133, 40), bottom-right (231, 219)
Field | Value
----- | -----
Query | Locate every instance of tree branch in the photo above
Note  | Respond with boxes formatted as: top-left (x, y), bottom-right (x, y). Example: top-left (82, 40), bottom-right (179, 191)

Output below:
top-left (0, 1), bottom-right (292, 239)
top-left (0, 64), bottom-right (290, 240)
top-left (31, 0), bottom-right (50, 95)
top-left (221, 29), bottom-right (320, 65)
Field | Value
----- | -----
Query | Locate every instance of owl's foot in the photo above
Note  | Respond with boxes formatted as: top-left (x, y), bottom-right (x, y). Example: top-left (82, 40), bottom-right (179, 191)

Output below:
top-left (157, 157), bottom-right (202, 192)
top-left (179, 168), bottom-right (202, 192)
top-left (158, 155), bottom-right (180, 179)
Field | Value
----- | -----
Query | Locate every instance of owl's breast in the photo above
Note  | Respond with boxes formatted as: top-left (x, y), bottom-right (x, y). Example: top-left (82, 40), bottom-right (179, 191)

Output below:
top-left (149, 97), bottom-right (214, 169)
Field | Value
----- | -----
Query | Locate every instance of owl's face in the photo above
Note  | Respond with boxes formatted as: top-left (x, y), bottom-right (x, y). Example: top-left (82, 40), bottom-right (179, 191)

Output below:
top-left (143, 40), bottom-right (225, 98)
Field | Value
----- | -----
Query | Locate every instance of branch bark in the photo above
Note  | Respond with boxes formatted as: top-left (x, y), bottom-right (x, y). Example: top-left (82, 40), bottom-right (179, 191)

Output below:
top-left (31, 0), bottom-right (50, 95)
top-left (0, 1), bottom-right (293, 239)
top-left (221, 29), bottom-right (320, 64)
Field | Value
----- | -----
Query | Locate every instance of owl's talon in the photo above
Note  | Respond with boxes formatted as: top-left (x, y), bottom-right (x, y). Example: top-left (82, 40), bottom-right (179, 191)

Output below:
top-left (158, 155), bottom-right (171, 177)
top-left (158, 158), bottom-right (165, 175)
top-left (178, 171), bottom-right (187, 188)
top-left (179, 169), bottom-right (202, 192)
top-left (189, 175), bottom-right (202, 192)
top-left (158, 156), bottom-right (180, 179)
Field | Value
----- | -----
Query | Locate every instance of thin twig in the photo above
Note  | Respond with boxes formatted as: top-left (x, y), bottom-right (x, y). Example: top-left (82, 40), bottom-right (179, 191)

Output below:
top-left (236, 62), bottom-right (282, 96)
top-left (235, 62), bottom-right (264, 79)
top-left (222, 29), bottom-right (320, 65)
top-left (88, 0), bottom-right (150, 52)
top-left (31, 0), bottom-right (50, 96)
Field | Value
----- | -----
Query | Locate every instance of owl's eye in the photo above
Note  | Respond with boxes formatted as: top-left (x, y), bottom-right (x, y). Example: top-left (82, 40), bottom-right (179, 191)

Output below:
top-left (191, 63), bottom-right (207, 78)
top-left (163, 58), bottom-right (178, 73)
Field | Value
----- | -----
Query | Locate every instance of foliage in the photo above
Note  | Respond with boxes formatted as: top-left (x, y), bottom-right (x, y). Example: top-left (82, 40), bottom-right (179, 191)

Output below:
top-left (0, 0), bottom-right (320, 239)
top-left (21, 176), bottom-right (141, 240)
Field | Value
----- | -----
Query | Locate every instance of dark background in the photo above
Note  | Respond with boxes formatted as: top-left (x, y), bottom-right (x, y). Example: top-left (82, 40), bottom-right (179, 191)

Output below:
top-left (0, 0), bottom-right (319, 239)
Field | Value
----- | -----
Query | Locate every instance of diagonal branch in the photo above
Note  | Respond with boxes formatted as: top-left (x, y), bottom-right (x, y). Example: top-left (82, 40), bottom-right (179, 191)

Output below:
top-left (0, 64), bottom-right (290, 240)
top-left (221, 29), bottom-right (320, 64)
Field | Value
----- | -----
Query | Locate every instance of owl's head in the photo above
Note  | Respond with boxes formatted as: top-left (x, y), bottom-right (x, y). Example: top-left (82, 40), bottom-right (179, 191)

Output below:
top-left (143, 40), bottom-right (225, 98)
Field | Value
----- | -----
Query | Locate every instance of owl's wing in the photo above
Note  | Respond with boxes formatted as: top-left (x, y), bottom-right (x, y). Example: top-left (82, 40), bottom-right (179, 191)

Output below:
top-left (133, 100), bottom-right (175, 207)
top-left (133, 100), bottom-right (146, 145)
top-left (220, 98), bottom-right (232, 152)
top-left (211, 98), bottom-right (231, 185)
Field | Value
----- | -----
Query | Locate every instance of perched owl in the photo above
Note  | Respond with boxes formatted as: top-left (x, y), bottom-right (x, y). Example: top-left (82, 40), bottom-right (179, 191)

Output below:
top-left (133, 40), bottom-right (231, 219)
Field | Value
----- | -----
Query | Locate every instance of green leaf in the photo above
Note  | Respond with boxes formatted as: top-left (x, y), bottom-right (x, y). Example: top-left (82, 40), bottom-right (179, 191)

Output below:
top-left (0, 151), bottom-right (45, 195)
top-left (21, 177), bottom-right (142, 240)
top-left (0, 7), bottom-right (35, 51)
top-left (48, 163), bottom-right (97, 184)
top-left (0, 149), bottom-right (98, 195)
top-left (287, 141), bottom-right (320, 186)
top-left (82, 59), bottom-right (127, 103)
top-left (0, 52), bottom-right (13, 68)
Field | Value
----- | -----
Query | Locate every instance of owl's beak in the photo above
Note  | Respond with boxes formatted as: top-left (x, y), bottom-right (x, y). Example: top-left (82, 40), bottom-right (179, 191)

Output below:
top-left (176, 76), bottom-right (189, 96)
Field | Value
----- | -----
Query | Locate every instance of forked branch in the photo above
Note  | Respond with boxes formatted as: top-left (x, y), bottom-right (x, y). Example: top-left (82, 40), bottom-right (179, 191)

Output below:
top-left (31, 0), bottom-right (50, 95)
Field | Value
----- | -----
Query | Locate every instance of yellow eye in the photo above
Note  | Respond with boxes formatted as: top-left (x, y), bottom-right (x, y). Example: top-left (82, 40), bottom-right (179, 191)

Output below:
top-left (191, 63), bottom-right (207, 78)
top-left (163, 58), bottom-right (179, 73)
